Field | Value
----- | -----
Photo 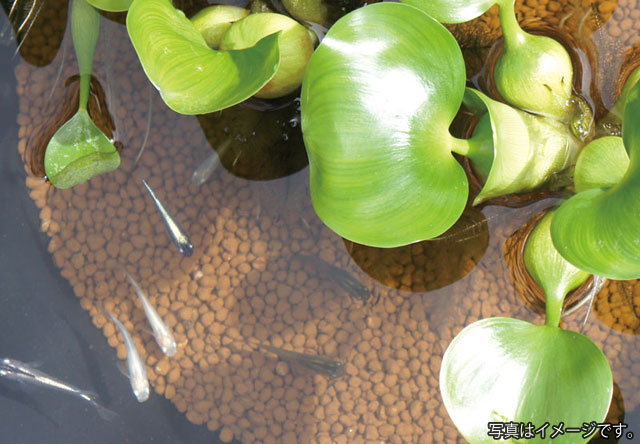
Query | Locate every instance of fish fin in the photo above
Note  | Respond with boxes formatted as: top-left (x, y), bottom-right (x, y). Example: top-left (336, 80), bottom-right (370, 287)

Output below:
top-left (25, 360), bottom-right (43, 370)
top-left (78, 388), bottom-right (99, 401)
top-left (93, 402), bottom-right (119, 421)
top-left (116, 361), bottom-right (130, 380)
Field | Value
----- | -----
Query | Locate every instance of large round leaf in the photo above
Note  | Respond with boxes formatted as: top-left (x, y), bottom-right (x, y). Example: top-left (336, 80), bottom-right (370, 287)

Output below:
top-left (441, 318), bottom-right (613, 444)
top-left (551, 82), bottom-right (640, 279)
top-left (301, 2), bottom-right (468, 247)
top-left (126, 0), bottom-right (280, 115)
top-left (400, 0), bottom-right (500, 23)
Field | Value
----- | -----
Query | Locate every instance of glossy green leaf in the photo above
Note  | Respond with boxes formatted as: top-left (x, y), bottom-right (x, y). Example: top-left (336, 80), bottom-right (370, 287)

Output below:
top-left (44, 0), bottom-right (119, 189)
top-left (301, 2), bottom-right (468, 247)
top-left (524, 210), bottom-right (590, 327)
top-left (44, 110), bottom-right (120, 189)
top-left (190, 5), bottom-right (249, 49)
top-left (86, 0), bottom-right (131, 12)
top-left (574, 136), bottom-right (629, 193)
top-left (441, 318), bottom-right (613, 444)
top-left (551, 82), bottom-right (640, 279)
top-left (126, 0), bottom-right (280, 115)
top-left (220, 13), bottom-right (314, 99)
top-left (400, 0), bottom-right (499, 23)
top-left (464, 89), bottom-right (580, 205)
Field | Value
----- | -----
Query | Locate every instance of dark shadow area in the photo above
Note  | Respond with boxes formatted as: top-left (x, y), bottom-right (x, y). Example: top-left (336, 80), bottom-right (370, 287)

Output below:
top-left (196, 96), bottom-right (308, 181)
top-left (345, 207), bottom-right (489, 293)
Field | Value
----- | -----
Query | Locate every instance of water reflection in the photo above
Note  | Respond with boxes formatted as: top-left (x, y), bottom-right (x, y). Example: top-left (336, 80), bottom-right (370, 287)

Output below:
top-left (1, 0), bottom-right (67, 66)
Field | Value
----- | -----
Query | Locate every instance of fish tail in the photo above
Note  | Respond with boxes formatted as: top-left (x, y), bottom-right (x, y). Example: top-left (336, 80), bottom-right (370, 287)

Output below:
top-left (92, 400), bottom-right (119, 421)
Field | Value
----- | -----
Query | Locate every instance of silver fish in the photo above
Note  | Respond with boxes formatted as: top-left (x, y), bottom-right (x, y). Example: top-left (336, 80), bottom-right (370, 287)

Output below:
top-left (0, 358), bottom-right (116, 419)
top-left (126, 271), bottom-right (177, 357)
top-left (191, 137), bottom-right (232, 186)
top-left (295, 253), bottom-right (370, 303)
top-left (142, 179), bottom-right (193, 257)
top-left (102, 310), bottom-right (149, 402)
top-left (254, 343), bottom-right (345, 379)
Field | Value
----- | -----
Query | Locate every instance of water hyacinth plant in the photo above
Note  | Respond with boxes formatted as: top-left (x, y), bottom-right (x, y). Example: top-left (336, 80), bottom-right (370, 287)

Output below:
top-left (300, 2), bottom-right (582, 247)
top-left (31, 0), bottom-right (640, 440)
top-left (43, 0), bottom-right (120, 189)
top-left (298, 1), bottom-right (640, 441)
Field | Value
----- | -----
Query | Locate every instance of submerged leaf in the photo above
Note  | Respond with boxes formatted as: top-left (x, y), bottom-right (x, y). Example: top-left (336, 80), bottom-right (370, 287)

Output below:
top-left (551, 81), bottom-right (640, 279)
top-left (441, 318), bottom-right (612, 444)
top-left (44, 110), bottom-right (120, 189)
top-left (126, 0), bottom-right (280, 115)
top-left (301, 2), bottom-right (468, 247)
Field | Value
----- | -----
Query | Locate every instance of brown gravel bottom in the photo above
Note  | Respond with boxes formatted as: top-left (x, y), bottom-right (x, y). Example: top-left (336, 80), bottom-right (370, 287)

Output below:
top-left (14, 0), bottom-right (640, 442)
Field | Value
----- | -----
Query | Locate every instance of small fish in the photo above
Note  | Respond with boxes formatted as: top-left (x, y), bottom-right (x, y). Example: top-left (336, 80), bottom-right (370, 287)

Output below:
top-left (295, 253), bottom-right (370, 303)
top-left (191, 137), bottom-right (232, 186)
top-left (142, 179), bottom-right (193, 257)
top-left (102, 310), bottom-right (150, 402)
top-left (254, 343), bottom-right (345, 379)
top-left (126, 271), bottom-right (177, 357)
top-left (0, 358), bottom-right (116, 419)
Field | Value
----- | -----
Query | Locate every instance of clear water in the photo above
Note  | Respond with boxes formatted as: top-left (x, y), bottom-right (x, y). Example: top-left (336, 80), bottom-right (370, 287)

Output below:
top-left (2, 0), bottom-right (640, 443)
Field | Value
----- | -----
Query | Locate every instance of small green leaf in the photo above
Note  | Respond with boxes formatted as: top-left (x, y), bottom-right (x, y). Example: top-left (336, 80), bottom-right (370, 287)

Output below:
top-left (463, 88), bottom-right (580, 205)
top-left (44, 111), bottom-right (120, 189)
top-left (86, 0), bottom-right (132, 12)
top-left (400, 0), bottom-right (498, 23)
top-left (190, 5), bottom-right (249, 49)
top-left (551, 81), bottom-right (640, 279)
top-left (282, 0), bottom-right (330, 26)
top-left (441, 318), bottom-right (613, 444)
top-left (126, 0), bottom-right (280, 115)
top-left (574, 136), bottom-right (629, 193)
top-left (220, 13), bottom-right (314, 99)
top-left (524, 210), bottom-right (590, 327)
top-left (301, 2), bottom-right (468, 247)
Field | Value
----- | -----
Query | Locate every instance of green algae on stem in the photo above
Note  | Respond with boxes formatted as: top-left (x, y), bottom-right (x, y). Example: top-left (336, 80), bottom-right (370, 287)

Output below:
top-left (43, 0), bottom-right (120, 189)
